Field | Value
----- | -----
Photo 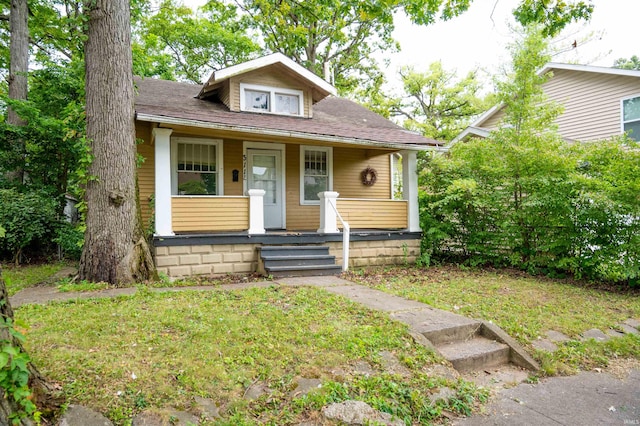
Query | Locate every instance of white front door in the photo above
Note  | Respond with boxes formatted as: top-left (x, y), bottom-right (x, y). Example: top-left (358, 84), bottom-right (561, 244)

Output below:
top-left (247, 149), bottom-right (284, 229)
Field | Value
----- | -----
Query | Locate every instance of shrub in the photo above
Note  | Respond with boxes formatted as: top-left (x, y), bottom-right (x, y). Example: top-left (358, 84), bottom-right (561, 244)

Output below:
top-left (0, 189), bottom-right (60, 264)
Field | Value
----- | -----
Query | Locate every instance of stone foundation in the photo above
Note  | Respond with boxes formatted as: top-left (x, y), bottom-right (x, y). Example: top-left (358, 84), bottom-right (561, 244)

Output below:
top-left (155, 243), bottom-right (259, 278)
top-left (328, 238), bottom-right (420, 268)
top-left (155, 236), bottom-right (421, 278)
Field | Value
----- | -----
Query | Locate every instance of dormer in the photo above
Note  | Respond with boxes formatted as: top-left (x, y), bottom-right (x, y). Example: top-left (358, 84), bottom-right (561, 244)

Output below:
top-left (197, 53), bottom-right (337, 119)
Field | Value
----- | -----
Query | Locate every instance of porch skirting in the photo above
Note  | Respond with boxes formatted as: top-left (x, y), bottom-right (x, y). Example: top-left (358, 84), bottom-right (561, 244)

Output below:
top-left (154, 231), bottom-right (421, 278)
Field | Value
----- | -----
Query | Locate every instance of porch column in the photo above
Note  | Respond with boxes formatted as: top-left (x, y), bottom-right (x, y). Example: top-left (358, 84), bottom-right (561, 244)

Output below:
top-left (248, 189), bottom-right (266, 234)
top-left (317, 191), bottom-right (340, 234)
top-left (401, 150), bottom-right (421, 232)
top-left (153, 127), bottom-right (174, 236)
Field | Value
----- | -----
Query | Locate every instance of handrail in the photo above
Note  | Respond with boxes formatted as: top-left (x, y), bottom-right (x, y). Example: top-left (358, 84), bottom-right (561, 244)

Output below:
top-left (328, 199), bottom-right (350, 272)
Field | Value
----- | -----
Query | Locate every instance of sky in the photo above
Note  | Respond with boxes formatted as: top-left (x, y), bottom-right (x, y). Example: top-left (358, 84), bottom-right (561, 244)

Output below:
top-left (183, 0), bottom-right (638, 90)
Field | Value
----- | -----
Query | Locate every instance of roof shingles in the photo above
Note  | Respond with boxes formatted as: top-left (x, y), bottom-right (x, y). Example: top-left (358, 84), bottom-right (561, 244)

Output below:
top-left (134, 77), bottom-right (438, 148)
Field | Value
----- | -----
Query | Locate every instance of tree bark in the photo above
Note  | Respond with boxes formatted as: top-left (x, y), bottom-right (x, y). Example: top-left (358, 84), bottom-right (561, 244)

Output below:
top-left (7, 0), bottom-right (28, 183)
top-left (80, 0), bottom-right (155, 285)
top-left (0, 269), bottom-right (62, 425)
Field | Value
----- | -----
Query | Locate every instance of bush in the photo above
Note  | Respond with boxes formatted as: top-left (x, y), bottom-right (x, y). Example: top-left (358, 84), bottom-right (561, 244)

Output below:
top-left (0, 189), bottom-right (61, 264)
top-left (53, 222), bottom-right (84, 260)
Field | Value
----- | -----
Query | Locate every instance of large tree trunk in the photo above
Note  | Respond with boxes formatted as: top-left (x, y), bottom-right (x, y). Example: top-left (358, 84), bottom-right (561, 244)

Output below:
top-left (7, 0), bottom-right (28, 184)
top-left (80, 0), bottom-right (155, 285)
top-left (0, 269), bottom-right (62, 425)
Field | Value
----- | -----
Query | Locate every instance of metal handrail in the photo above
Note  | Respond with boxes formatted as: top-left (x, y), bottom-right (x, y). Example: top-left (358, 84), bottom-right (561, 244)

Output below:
top-left (328, 199), bottom-right (350, 272)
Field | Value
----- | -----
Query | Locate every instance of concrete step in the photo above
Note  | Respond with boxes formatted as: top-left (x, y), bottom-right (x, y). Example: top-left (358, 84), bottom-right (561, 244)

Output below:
top-left (266, 264), bottom-right (342, 277)
top-left (421, 322), bottom-right (481, 346)
top-left (437, 337), bottom-right (510, 373)
top-left (259, 246), bottom-right (330, 257)
top-left (262, 254), bottom-right (337, 268)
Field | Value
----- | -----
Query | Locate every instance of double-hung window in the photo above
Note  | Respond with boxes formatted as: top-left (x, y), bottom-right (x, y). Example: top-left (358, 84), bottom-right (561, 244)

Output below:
top-left (172, 137), bottom-right (223, 195)
top-left (622, 95), bottom-right (640, 141)
top-left (240, 83), bottom-right (303, 116)
top-left (300, 146), bottom-right (332, 204)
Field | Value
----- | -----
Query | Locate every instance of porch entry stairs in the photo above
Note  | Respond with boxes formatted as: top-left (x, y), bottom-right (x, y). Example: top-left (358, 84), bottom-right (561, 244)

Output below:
top-left (258, 245), bottom-right (342, 277)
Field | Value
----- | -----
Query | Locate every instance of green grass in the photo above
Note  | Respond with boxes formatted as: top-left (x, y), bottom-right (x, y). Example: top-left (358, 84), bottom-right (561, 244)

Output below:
top-left (17, 286), bottom-right (487, 425)
top-left (2, 262), bottom-right (72, 296)
top-left (346, 266), bottom-right (640, 375)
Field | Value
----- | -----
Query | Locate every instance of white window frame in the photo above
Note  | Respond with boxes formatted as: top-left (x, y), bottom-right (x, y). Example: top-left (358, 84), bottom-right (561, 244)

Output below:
top-left (621, 93), bottom-right (640, 140)
top-left (300, 145), bottom-right (333, 205)
top-left (240, 83), bottom-right (304, 116)
top-left (171, 137), bottom-right (223, 196)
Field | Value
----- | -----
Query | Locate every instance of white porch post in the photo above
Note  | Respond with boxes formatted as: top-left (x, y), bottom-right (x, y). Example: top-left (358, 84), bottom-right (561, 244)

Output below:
top-left (248, 189), bottom-right (266, 234)
top-left (317, 191), bottom-right (340, 234)
top-left (401, 150), bottom-right (421, 232)
top-left (153, 128), bottom-right (174, 236)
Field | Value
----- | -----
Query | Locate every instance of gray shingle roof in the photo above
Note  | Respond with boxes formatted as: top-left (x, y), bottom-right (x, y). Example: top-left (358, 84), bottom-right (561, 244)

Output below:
top-left (134, 77), bottom-right (438, 148)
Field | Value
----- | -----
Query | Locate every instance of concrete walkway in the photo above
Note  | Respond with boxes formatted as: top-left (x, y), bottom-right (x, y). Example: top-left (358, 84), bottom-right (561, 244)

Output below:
top-left (10, 275), bottom-right (640, 426)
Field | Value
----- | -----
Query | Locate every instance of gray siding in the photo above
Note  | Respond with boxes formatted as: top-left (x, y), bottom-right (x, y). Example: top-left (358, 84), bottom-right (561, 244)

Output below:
top-left (477, 69), bottom-right (640, 141)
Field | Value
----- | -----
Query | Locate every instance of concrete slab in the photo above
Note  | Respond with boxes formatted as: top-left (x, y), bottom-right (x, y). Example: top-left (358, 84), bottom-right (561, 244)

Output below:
top-left (390, 308), bottom-right (479, 335)
top-left (454, 369), bottom-right (640, 426)
top-left (531, 339), bottom-right (558, 352)
top-left (582, 328), bottom-right (611, 342)
top-left (545, 330), bottom-right (571, 343)
top-left (276, 276), bottom-right (354, 287)
top-left (624, 318), bottom-right (640, 329)
top-left (620, 323), bottom-right (640, 335)
top-left (322, 285), bottom-right (427, 312)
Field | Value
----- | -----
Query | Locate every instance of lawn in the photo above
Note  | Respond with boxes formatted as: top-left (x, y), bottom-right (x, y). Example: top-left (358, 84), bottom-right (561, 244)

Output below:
top-left (346, 266), bottom-right (640, 374)
top-left (7, 263), bottom-right (640, 424)
top-left (2, 261), bottom-right (71, 295)
top-left (16, 285), bottom-right (487, 425)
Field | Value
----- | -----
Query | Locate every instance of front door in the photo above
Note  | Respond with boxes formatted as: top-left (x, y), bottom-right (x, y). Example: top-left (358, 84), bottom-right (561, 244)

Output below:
top-left (247, 149), bottom-right (284, 229)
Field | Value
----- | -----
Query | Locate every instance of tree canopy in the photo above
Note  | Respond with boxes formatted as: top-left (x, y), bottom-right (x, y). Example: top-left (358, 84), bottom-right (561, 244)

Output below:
top-left (613, 55), bottom-right (640, 71)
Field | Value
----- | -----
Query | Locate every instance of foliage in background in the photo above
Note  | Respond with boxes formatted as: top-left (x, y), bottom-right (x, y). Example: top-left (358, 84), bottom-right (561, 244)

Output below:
top-left (0, 189), bottom-right (61, 264)
top-left (386, 62), bottom-right (489, 141)
top-left (419, 26), bottom-right (640, 286)
top-left (613, 55), bottom-right (640, 71)
top-left (133, 0), bottom-right (261, 83)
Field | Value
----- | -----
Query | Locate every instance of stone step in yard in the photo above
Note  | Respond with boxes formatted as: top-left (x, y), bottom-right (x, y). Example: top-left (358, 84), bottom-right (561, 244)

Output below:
top-left (438, 337), bottom-right (511, 372)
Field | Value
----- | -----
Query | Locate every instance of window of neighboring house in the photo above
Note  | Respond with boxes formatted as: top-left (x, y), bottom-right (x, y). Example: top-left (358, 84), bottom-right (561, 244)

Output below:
top-left (300, 146), bottom-right (332, 204)
top-left (622, 95), bottom-right (640, 141)
top-left (240, 83), bottom-right (303, 116)
top-left (172, 138), bottom-right (223, 195)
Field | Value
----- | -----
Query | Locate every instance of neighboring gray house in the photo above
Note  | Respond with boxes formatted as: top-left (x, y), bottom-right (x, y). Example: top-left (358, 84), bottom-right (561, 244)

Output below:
top-left (452, 63), bottom-right (640, 144)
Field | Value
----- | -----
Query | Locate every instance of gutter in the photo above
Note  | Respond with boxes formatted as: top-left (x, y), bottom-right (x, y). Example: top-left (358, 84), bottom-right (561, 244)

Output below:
top-left (136, 112), bottom-right (435, 152)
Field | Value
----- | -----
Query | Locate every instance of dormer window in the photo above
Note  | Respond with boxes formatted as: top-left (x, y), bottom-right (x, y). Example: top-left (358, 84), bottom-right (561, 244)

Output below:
top-left (240, 83), bottom-right (303, 116)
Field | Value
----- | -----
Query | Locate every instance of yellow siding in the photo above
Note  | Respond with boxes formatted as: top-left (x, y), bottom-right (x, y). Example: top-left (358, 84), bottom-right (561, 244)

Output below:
top-left (285, 144), bottom-right (320, 230)
top-left (336, 199), bottom-right (407, 229)
top-left (219, 84), bottom-right (230, 109)
top-left (230, 66), bottom-right (312, 117)
top-left (223, 139), bottom-right (243, 196)
top-left (136, 122), bottom-right (154, 227)
top-left (172, 197), bottom-right (249, 232)
top-left (334, 147), bottom-right (391, 199)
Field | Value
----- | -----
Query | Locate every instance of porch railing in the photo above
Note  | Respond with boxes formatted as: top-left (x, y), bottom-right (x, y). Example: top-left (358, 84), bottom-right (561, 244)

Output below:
top-left (329, 200), bottom-right (350, 272)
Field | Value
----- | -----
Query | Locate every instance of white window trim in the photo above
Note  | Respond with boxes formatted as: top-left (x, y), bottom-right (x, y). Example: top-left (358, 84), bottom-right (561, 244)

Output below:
top-left (171, 137), bottom-right (223, 196)
top-left (240, 83), bottom-right (304, 116)
top-left (300, 145), bottom-right (333, 205)
top-left (620, 93), bottom-right (640, 137)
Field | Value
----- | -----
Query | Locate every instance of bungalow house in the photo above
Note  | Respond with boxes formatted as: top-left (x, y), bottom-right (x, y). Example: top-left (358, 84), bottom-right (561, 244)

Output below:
top-left (134, 53), bottom-right (437, 278)
top-left (452, 63), bottom-right (640, 144)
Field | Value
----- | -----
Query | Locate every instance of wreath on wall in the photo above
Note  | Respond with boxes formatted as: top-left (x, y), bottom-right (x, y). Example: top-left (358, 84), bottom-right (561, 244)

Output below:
top-left (361, 166), bottom-right (378, 186)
